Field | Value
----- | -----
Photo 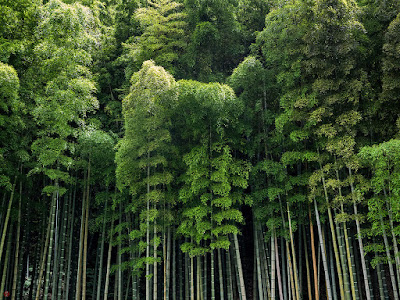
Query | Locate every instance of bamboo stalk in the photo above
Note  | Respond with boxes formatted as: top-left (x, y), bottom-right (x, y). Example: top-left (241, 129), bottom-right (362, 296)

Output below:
top-left (44, 183), bottom-right (58, 300)
top-left (172, 235), bottom-right (176, 300)
top-left (51, 192), bottom-right (60, 299)
top-left (103, 223), bottom-right (114, 300)
top-left (211, 249), bottom-right (215, 300)
top-left (234, 233), bottom-right (247, 300)
top-left (57, 195), bottom-right (69, 300)
top-left (0, 229), bottom-right (12, 300)
top-left (82, 158), bottom-right (91, 300)
top-left (154, 205), bottom-right (158, 300)
top-left (166, 226), bottom-right (171, 300)
top-left (303, 226), bottom-right (312, 300)
top-left (286, 241), bottom-right (296, 300)
top-left (319, 160), bottom-right (345, 300)
top-left (313, 197), bottom-right (333, 300)
top-left (383, 189), bottom-right (400, 289)
top-left (348, 167), bottom-right (371, 300)
top-left (0, 181), bottom-right (16, 264)
top-left (204, 250), bottom-right (207, 300)
top-left (257, 224), bottom-right (270, 298)
top-left (328, 227), bottom-right (338, 300)
top-left (146, 155), bottom-right (151, 300)
top-left (218, 248), bottom-right (225, 300)
top-left (254, 224), bottom-right (263, 300)
top-left (309, 206), bottom-right (318, 300)
top-left (275, 236), bottom-right (284, 300)
top-left (65, 184), bottom-right (76, 300)
top-left (11, 181), bottom-right (22, 300)
top-left (34, 202), bottom-right (52, 300)
top-left (118, 200), bottom-right (122, 300)
top-left (271, 230), bottom-right (276, 300)
top-left (227, 247), bottom-right (234, 300)
top-left (190, 254), bottom-right (194, 300)
top-left (197, 255), bottom-right (201, 300)
top-left (76, 172), bottom-right (87, 300)
top-left (379, 212), bottom-right (399, 300)
top-left (287, 203), bottom-right (300, 300)
top-left (97, 198), bottom-right (107, 300)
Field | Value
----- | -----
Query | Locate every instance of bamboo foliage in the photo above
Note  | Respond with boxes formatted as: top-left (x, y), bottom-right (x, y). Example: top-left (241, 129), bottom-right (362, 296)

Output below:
top-left (3, 1), bottom-right (400, 300)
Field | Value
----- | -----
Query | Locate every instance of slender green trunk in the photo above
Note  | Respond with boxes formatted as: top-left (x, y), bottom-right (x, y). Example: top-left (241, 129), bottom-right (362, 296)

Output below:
top-left (226, 247), bottom-right (234, 300)
top-left (154, 205), bottom-right (158, 300)
top-left (124, 272), bottom-right (131, 300)
top-left (178, 240), bottom-right (183, 300)
top-left (348, 168), bottom-right (371, 300)
top-left (286, 241), bottom-right (296, 300)
top-left (97, 199), bottom-right (107, 300)
top-left (92, 241), bottom-right (100, 300)
top-left (146, 157), bottom-right (151, 300)
top-left (328, 228), bottom-right (338, 300)
top-left (211, 249), bottom-right (215, 300)
top-left (44, 183), bottom-right (58, 300)
top-left (130, 215), bottom-right (137, 300)
top-left (309, 207), bottom-right (318, 300)
top-left (204, 250), bottom-right (208, 300)
top-left (342, 222), bottom-right (358, 300)
top-left (271, 231), bottom-right (276, 300)
top-left (275, 236), bottom-right (284, 300)
top-left (218, 248), bottom-right (225, 300)
top-left (257, 225), bottom-right (270, 298)
top-left (313, 197), bottom-right (333, 300)
top-left (286, 203), bottom-right (299, 300)
top-left (103, 223), bottom-right (114, 300)
top-left (320, 168), bottom-right (345, 300)
top-left (185, 248), bottom-right (189, 300)
top-left (383, 190), bottom-right (400, 289)
top-left (375, 248), bottom-right (385, 300)
top-left (34, 208), bottom-right (51, 300)
top-left (197, 256), bottom-right (201, 300)
top-left (118, 200), bottom-right (122, 300)
top-left (303, 227), bottom-right (312, 300)
top-left (11, 181), bottom-right (22, 300)
top-left (379, 212), bottom-right (399, 300)
top-left (57, 195), bottom-right (68, 300)
top-left (172, 235), bottom-right (176, 300)
top-left (65, 185), bottom-right (76, 300)
top-left (0, 181), bottom-right (15, 264)
top-left (82, 158), bottom-right (91, 300)
top-left (348, 232), bottom-right (360, 300)
top-left (0, 229), bottom-right (12, 300)
top-left (76, 173), bottom-right (87, 300)
top-left (231, 240), bottom-right (242, 300)
top-left (114, 272), bottom-right (118, 300)
top-left (253, 251), bottom-right (257, 300)
top-left (190, 254), bottom-right (194, 300)
top-left (280, 237), bottom-right (287, 300)
top-left (233, 233), bottom-right (246, 300)
top-left (51, 194), bottom-right (60, 299)
top-left (254, 224), bottom-right (263, 300)
top-left (337, 223), bottom-right (351, 300)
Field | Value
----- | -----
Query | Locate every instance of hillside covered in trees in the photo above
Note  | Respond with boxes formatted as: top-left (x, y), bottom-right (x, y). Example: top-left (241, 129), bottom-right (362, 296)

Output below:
top-left (1, 0), bottom-right (400, 299)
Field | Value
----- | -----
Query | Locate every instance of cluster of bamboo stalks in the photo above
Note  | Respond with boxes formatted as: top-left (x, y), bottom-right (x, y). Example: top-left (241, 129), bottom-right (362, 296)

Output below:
top-left (1, 173), bottom-right (400, 300)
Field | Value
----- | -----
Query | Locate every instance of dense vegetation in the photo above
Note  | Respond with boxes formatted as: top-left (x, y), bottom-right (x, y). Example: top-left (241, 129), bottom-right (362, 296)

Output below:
top-left (1, 0), bottom-right (400, 299)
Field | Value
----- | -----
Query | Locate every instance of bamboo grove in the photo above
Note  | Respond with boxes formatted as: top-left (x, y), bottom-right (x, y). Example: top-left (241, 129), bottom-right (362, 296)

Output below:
top-left (1, 0), bottom-right (400, 299)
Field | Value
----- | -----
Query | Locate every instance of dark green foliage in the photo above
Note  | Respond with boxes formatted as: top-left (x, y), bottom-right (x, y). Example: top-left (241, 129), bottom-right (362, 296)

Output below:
top-left (121, 0), bottom-right (187, 79)
top-left (381, 13), bottom-right (400, 136)
top-left (183, 0), bottom-right (245, 81)
top-left (0, 62), bottom-right (21, 189)
top-left (3, 0), bottom-right (400, 299)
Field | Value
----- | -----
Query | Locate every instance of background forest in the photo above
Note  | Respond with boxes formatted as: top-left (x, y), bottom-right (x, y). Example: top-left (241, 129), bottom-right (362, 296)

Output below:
top-left (1, 0), bottom-right (400, 299)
